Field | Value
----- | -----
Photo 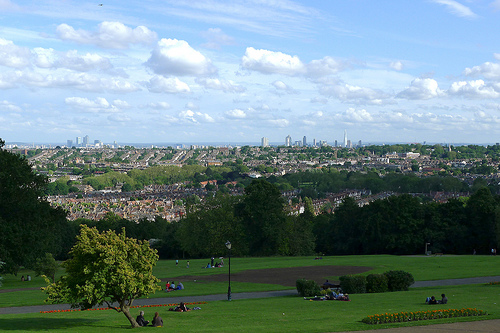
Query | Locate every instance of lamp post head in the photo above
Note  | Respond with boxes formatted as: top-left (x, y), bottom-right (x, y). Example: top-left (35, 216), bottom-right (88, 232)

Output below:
top-left (225, 241), bottom-right (231, 250)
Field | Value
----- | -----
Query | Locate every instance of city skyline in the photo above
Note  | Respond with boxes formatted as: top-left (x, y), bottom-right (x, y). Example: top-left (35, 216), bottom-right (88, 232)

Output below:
top-left (1, 1), bottom-right (500, 144)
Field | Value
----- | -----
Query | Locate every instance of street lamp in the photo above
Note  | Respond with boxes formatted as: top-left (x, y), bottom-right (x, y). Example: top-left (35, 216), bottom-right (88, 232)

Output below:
top-left (425, 242), bottom-right (430, 256)
top-left (225, 240), bottom-right (232, 301)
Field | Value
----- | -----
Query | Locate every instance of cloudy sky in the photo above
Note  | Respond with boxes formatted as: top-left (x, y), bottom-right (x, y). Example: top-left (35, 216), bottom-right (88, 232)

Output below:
top-left (1, 0), bottom-right (500, 145)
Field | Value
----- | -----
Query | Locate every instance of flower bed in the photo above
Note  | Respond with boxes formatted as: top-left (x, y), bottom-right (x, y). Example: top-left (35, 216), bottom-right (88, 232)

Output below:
top-left (40, 301), bottom-right (207, 314)
top-left (362, 308), bottom-right (487, 324)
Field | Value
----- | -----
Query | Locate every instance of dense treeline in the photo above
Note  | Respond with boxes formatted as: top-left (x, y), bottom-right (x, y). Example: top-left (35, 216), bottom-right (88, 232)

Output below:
top-left (316, 188), bottom-right (499, 255)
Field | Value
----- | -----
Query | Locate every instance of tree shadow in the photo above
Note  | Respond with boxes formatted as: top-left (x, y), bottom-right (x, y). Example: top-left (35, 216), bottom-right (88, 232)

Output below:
top-left (0, 317), bottom-right (101, 331)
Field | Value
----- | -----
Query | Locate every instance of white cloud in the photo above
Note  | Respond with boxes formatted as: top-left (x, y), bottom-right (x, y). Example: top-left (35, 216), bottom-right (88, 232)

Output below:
top-left (464, 62), bottom-right (500, 80)
top-left (56, 22), bottom-right (157, 49)
top-left (146, 76), bottom-right (191, 94)
top-left (271, 80), bottom-right (297, 94)
top-left (0, 38), bottom-right (31, 68)
top-left (241, 47), bottom-right (305, 75)
top-left (431, 0), bottom-right (477, 18)
top-left (196, 77), bottom-right (246, 92)
top-left (397, 78), bottom-right (444, 100)
top-left (33, 48), bottom-right (112, 72)
top-left (65, 97), bottom-right (121, 113)
top-left (320, 82), bottom-right (388, 103)
top-left (306, 56), bottom-right (346, 77)
top-left (201, 28), bottom-right (235, 49)
top-left (390, 61), bottom-right (404, 71)
top-left (179, 110), bottom-right (215, 123)
top-left (112, 99), bottom-right (130, 109)
top-left (0, 100), bottom-right (22, 112)
top-left (267, 119), bottom-right (289, 127)
top-left (146, 102), bottom-right (171, 110)
top-left (224, 108), bottom-right (247, 119)
top-left (339, 107), bottom-right (374, 122)
top-left (448, 80), bottom-right (500, 99)
top-left (145, 38), bottom-right (216, 76)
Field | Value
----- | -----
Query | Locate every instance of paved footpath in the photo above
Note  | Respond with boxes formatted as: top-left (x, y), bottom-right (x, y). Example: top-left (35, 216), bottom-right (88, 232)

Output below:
top-left (2, 276), bottom-right (500, 332)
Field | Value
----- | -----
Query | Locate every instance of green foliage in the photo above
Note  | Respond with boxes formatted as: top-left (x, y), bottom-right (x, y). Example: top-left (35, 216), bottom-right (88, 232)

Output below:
top-left (0, 139), bottom-right (69, 273)
top-left (43, 225), bottom-right (161, 328)
top-left (32, 253), bottom-right (58, 283)
top-left (339, 274), bottom-right (366, 294)
top-left (366, 273), bottom-right (388, 293)
top-left (295, 278), bottom-right (321, 297)
top-left (384, 270), bottom-right (415, 291)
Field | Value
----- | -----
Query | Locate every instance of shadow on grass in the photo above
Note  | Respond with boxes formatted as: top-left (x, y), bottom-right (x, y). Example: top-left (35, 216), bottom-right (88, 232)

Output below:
top-left (0, 317), bottom-right (102, 331)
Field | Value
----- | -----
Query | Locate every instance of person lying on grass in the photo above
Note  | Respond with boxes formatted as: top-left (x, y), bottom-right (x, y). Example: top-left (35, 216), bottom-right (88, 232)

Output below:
top-left (169, 302), bottom-right (191, 312)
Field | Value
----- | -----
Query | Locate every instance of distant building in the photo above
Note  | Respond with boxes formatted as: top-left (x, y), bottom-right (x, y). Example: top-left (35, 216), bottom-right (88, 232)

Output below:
top-left (83, 135), bottom-right (89, 146)
top-left (303, 136), bottom-right (307, 147)
top-left (76, 137), bottom-right (82, 146)
top-left (343, 130), bottom-right (348, 147)
top-left (67, 140), bottom-right (73, 147)
top-left (285, 135), bottom-right (292, 146)
top-left (313, 138), bottom-right (317, 147)
top-left (261, 137), bottom-right (269, 147)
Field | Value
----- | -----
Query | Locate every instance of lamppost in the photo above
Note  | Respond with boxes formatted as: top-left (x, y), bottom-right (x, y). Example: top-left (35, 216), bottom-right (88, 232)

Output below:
top-left (225, 240), bottom-right (231, 301)
top-left (425, 242), bottom-right (430, 256)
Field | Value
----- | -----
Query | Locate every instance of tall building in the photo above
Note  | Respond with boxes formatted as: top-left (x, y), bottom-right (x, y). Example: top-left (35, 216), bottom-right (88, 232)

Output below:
top-left (83, 135), bottom-right (89, 146)
top-left (343, 130), bottom-right (348, 148)
top-left (67, 140), bottom-right (73, 147)
top-left (76, 137), bottom-right (82, 146)
top-left (303, 136), bottom-right (307, 147)
top-left (261, 137), bottom-right (269, 147)
top-left (285, 135), bottom-right (292, 146)
top-left (313, 138), bottom-right (317, 147)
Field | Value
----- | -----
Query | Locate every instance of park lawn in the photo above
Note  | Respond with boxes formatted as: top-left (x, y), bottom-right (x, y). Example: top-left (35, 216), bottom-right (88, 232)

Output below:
top-left (0, 284), bottom-right (499, 332)
top-left (2, 255), bottom-right (500, 308)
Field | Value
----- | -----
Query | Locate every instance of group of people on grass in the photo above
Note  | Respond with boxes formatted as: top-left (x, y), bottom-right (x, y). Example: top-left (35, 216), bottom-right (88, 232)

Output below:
top-left (304, 291), bottom-right (350, 302)
top-left (165, 281), bottom-right (184, 292)
top-left (135, 302), bottom-right (193, 326)
top-left (426, 294), bottom-right (448, 304)
top-left (136, 311), bottom-right (163, 327)
top-left (204, 256), bottom-right (224, 268)
top-left (20, 275), bottom-right (31, 281)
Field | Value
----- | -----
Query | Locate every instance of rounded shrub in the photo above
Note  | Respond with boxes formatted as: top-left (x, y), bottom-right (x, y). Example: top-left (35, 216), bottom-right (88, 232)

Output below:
top-left (296, 278), bottom-right (321, 297)
top-left (366, 273), bottom-right (388, 293)
top-left (384, 270), bottom-right (414, 291)
top-left (339, 274), bottom-right (366, 294)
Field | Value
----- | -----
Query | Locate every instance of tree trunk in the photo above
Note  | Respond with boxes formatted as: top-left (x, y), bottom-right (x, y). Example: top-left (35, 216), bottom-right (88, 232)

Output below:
top-left (122, 305), bottom-right (140, 328)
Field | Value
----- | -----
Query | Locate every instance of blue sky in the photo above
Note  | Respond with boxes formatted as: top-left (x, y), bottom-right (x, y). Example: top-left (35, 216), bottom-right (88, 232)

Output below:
top-left (1, 0), bottom-right (499, 145)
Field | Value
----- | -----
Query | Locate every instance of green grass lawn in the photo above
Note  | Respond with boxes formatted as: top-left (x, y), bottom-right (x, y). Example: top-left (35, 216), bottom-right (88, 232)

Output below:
top-left (0, 284), bottom-right (499, 332)
top-left (2, 255), bottom-right (500, 308)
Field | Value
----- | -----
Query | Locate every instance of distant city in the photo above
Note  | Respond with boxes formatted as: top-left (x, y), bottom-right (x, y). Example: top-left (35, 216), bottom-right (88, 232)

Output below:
top-left (3, 130), bottom-right (495, 150)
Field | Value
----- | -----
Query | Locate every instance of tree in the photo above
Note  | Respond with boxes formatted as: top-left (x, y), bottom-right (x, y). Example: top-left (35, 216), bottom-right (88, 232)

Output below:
top-left (33, 253), bottom-right (58, 283)
top-left (0, 138), bottom-right (68, 274)
top-left (236, 179), bottom-right (290, 255)
top-left (43, 225), bottom-right (161, 328)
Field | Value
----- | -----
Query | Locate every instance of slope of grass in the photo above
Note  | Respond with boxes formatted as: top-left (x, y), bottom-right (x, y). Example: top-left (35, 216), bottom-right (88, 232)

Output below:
top-left (0, 284), bottom-right (499, 332)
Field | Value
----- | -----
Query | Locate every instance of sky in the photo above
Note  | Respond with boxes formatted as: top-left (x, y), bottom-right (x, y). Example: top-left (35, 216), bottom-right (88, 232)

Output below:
top-left (1, 0), bottom-right (500, 145)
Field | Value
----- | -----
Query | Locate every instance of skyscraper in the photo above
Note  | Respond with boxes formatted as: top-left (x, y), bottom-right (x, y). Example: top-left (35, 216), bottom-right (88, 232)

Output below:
top-left (261, 137), bottom-right (269, 147)
top-left (303, 136), bottom-right (307, 147)
top-left (285, 135), bottom-right (292, 146)
top-left (343, 130), bottom-right (348, 148)
top-left (83, 135), bottom-right (89, 146)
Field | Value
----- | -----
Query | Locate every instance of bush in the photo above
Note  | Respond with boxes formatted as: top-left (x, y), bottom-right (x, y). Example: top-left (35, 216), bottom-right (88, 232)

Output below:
top-left (296, 278), bottom-right (321, 297)
top-left (366, 273), bottom-right (388, 293)
top-left (384, 270), bottom-right (414, 291)
top-left (339, 274), bottom-right (366, 294)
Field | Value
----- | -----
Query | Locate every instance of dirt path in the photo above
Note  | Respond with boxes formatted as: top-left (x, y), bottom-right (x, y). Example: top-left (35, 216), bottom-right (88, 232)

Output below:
top-left (163, 265), bottom-right (371, 287)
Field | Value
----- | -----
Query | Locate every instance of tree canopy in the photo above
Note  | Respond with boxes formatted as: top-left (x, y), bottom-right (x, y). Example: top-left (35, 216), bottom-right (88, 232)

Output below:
top-left (43, 225), bottom-right (161, 328)
top-left (0, 138), bottom-right (68, 274)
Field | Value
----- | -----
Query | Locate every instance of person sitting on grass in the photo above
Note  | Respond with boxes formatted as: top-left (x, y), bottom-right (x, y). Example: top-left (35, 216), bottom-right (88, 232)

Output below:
top-left (136, 311), bottom-right (149, 327)
top-left (438, 293), bottom-right (448, 304)
top-left (428, 296), bottom-right (438, 304)
top-left (151, 312), bottom-right (163, 327)
top-left (177, 281), bottom-right (184, 290)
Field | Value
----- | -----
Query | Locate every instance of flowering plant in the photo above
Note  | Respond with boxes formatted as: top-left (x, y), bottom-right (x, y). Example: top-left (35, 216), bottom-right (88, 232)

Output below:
top-left (362, 308), bottom-right (487, 324)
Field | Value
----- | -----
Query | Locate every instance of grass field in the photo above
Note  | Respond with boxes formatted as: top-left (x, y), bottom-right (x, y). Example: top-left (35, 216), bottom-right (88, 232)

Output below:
top-left (0, 284), bottom-right (499, 332)
top-left (1, 255), bottom-right (499, 332)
